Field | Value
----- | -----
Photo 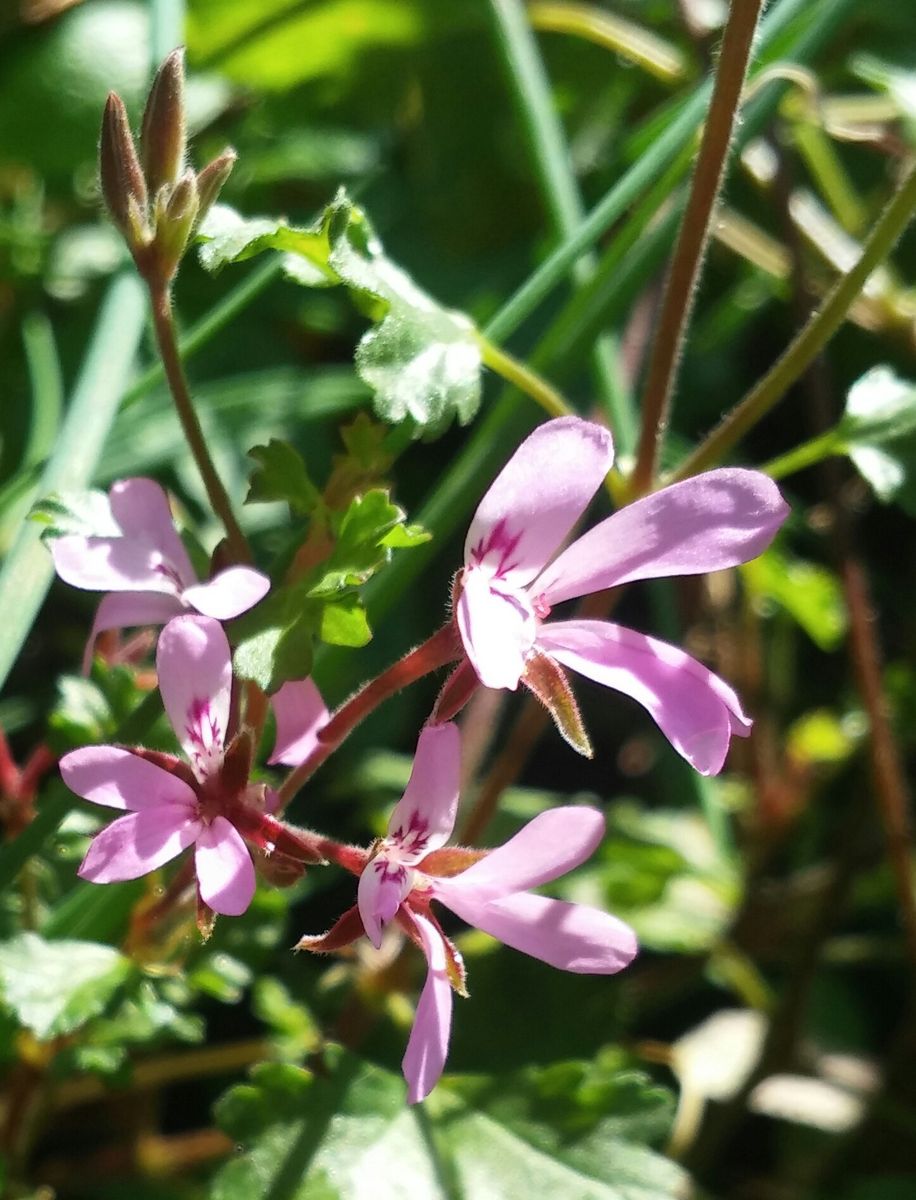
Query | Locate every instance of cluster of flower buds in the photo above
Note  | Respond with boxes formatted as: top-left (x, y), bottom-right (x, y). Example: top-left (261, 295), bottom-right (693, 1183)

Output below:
top-left (100, 49), bottom-right (235, 288)
top-left (52, 415), bottom-right (789, 1100)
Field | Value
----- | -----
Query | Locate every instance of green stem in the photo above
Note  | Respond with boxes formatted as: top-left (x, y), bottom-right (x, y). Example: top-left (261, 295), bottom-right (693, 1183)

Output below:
top-left (149, 287), bottom-right (251, 563)
top-left (631, 0), bottom-right (766, 496)
top-left (485, 0), bottom-right (631, 442)
top-left (672, 159), bottom-right (916, 481)
top-left (478, 336), bottom-right (573, 419)
top-left (529, 1), bottom-right (687, 83)
top-left (760, 429), bottom-right (844, 480)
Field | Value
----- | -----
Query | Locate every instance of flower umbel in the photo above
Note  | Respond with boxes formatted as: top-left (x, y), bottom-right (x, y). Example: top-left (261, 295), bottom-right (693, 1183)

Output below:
top-left (456, 417), bottom-right (790, 774)
top-left (298, 723), bottom-right (637, 1102)
top-left (50, 478), bottom-right (269, 672)
top-left (60, 615), bottom-right (257, 916)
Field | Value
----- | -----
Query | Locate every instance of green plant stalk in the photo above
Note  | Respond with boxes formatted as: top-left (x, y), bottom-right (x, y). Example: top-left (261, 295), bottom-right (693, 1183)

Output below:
top-left (0, 273), bottom-right (146, 694)
top-left (151, 0), bottom-right (185, 67)
top-left (631, 0), bottom-right (766, 497)
top-left (478, 336), bottom-right (573, 419)
top-left (483, 0), bottom-right (852, 347)
top-left (761, 428), bottom-right (845, 479)
top-left (21, 312), bottom-right (64, 468)
top-left (672, 159), bottom-right (916, 481)
top-left (529, 1), bottom-right (687, 83)
top-left (149, 286), bottom-right (252, 563)
top-left (122, 257), bottom-right (284, 409)
top-left (485, 0), bottom-right (635, 448)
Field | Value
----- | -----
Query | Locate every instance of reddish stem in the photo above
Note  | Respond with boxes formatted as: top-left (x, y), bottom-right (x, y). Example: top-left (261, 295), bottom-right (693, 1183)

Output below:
top-left (275, 622), bottom-right (463, 809)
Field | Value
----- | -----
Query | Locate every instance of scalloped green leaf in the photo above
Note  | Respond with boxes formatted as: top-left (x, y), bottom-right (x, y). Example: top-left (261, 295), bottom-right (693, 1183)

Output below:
top-left (197, 192), bottom-right (481, 433)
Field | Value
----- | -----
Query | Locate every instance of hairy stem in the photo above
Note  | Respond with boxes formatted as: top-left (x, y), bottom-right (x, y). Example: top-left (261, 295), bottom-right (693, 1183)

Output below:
top-left (631, 0), bottom-right (766, 496)
top-left (277, 623), bottom-right (463, 809)
top-left (672, 158), bottom-right (916, 480)
top-left (149, 287), bottom-right (251, 563)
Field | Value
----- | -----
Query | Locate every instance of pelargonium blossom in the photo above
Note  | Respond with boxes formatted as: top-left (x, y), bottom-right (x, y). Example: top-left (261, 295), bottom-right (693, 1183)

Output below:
top-left (298, 723), bottom-right (637, 1103)
top-left (60, 615), bottom-right (257, 915)
top-left (50, 477), bottom-right (270, 671)
top-left (457, 417), bottom-right (789, 774)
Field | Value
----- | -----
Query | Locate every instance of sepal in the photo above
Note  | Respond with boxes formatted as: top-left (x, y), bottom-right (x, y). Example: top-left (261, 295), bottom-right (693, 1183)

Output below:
top-left (522, 650), bottom-right (593, 758)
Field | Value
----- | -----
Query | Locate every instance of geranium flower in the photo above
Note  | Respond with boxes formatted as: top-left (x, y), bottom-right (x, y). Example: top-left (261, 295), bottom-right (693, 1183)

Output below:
top-left (60, 615), bottom-right (257, 915)
top-left (457, 417), bottom-right (789, 774)
top-left (268, 678), bottom-right (329, 767)
top-left (50, 478), bottom-right (269, 671)
top-left (298, 723), bottom-right (637, 1103)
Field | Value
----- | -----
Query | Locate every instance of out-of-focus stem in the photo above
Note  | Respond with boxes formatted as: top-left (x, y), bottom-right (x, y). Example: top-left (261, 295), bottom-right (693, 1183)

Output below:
top-left (631, 0), bottom-right (766, 496)
top-left (529, 1), bottom-right (687, 83)
top-left (149, 287), bottom-right (251, 563)
top-left (673, 159), bottom-right (916, 481)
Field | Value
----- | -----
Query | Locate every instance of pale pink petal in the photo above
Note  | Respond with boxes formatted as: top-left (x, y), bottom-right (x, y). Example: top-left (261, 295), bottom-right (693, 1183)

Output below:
top-left (156, 615), bottom-right (232, 778)
top-left (464, 417), bottom-right (613, 586)
top-left (402, 911), bottom-right (454, 1104)
top-left (194, 816), bottom-right (256, 915)
top-left (434, 807), bottom-right (604, 905)
top-left (456, 567), bottom-right (536, 691)
top-left (182, 566), bottom-right (271, 620)
top-left (108, 478), bottom-right (196, 585)
top-left (60, 745), bottom-right (197, 811)
top-left (536, 469), bottom-right (789, 605)
top-left (539, 620), bottom-right (752, 775)
top-left (268, 679), bottom-right (329, 766)
top-left (78, 806), bottom-right (200, 883)
top-left (443, 889), bottom-right (638, 974)
top-left (81, 591), bottom-right (184, 673)
top-left (51, 534), bottom-right (178, 595)
top-left (357, 853), bottom-right (413, 949)
top-left (387, 723), bottom-right (462, 856)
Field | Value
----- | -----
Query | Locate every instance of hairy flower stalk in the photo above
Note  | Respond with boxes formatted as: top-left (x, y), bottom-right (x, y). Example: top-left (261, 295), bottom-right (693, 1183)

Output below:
top-left (297, 723), bottom-right (638, 1102)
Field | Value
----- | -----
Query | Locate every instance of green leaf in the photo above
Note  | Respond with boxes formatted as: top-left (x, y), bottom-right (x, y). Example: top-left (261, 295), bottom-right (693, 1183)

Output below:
top-left (742, 545), bottom-right (848, 651)
top-left (198, 192), bottom-right (482, 433)
top-left (211, 1049), bottom-right (683, 1200)
top-left (0, 932), bottom-right (132, 1041)
top-left (232, 588), bottom-right (319, 692)
top-left (837, 365), bottom-right (916, 513)
top-left (28, 488), bottom-right (116, 540)
top-left (247, 440), bottom-right (321, 515)
top-left (320, 596), bottom-right (372, 647)
top-left (307, 489), bottom-right (412, 599)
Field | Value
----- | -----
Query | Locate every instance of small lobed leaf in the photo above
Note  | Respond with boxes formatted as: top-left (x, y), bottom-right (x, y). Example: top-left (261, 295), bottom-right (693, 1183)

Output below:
top-left (198, 192), bottom-right (482, 433)
top-left (247, 439), bottom-right (322, 515)
top-left (0, 932), bottom-right (132, 1041)
top-left (320, 596), bottom-right (372, 647)
top-left (306, 489), bottom-right (413, 599)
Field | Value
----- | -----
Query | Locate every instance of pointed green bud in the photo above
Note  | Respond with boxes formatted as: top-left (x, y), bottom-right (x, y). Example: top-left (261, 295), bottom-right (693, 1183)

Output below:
top-left (140, 47), bottom-right (187, 194)
top-left (522, 651), bottom-right (593, 758)
top-left (195, 148), bottom-right (237, 228)
top-left (99, 92), bottom-right (148, 245)
top-left (154, 169), bottom-right (199, 281)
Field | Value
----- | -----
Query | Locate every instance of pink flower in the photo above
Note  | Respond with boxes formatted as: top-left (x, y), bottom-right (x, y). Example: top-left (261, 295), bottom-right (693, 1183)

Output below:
top-left (457, 417), bottom-right (789, 774)
top-left (60, 615), bottom-right (256, 916)
top-left (268, 678), bottom-right (329, 767)
top-left (301, 723), bottom-right (637, 1103)
top-left (50, 478), bottom-right (270, 672)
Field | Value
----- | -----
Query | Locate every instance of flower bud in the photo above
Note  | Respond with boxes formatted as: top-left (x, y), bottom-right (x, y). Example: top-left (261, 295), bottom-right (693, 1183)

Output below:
top-left (195, 148), bottom-right (237, 229)
top-left (99, 92), bottom-right (148, 245)
top-left (140, 48), bottom-right (187, 194)
top-left (155, 169), bottom-right (199, 282)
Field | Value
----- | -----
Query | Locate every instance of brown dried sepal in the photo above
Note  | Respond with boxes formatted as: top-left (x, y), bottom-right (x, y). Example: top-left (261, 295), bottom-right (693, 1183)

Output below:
top-left (295, 904), bottom-right (365, 954)
top-left (522, 650), bottom-right (593, 758)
